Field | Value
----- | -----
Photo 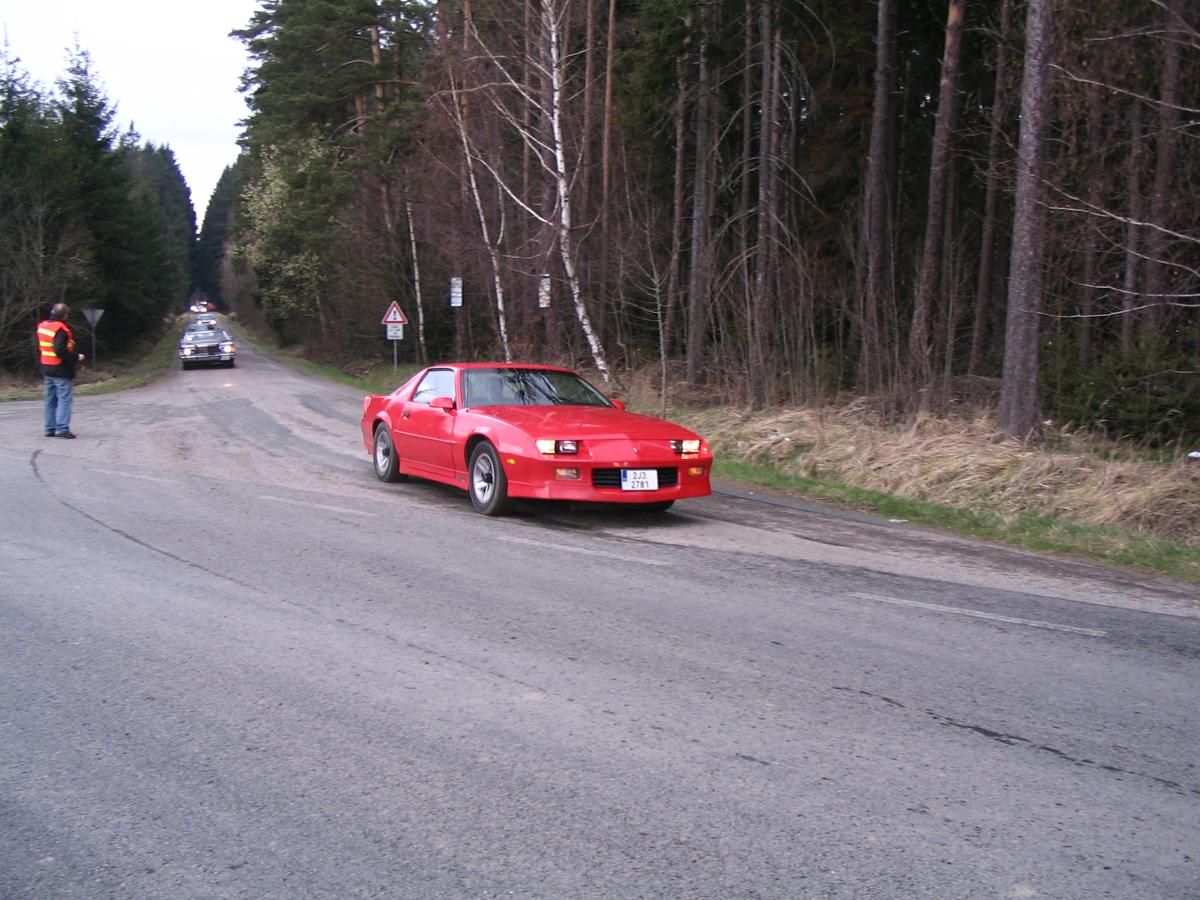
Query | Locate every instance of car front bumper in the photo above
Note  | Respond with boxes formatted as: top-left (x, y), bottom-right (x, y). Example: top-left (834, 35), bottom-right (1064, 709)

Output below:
top-left (500, 452), bottom-right (713, 504)
top-left (180, 351), bottom-right (235, 365)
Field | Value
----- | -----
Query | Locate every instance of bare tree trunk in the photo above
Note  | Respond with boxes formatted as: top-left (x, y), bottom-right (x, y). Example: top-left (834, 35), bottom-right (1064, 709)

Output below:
top-left (998, 0), bottom-right (1055, 440)
top-left (686, 0), bottom-right (717, 386)
top-left (858, 0), bottom-right (896, 394)
top-left (940, 170), bottom-right (961, 396)
top-left (750, 5), bottom-right (780, 410)
top-left (600, 0), bottom-right (617, 228)
top-left (737, 0), bottom-right (756, 402)
top-left (1076, 81), bottom-right (1102, 367)
top-left (455, 0), bottom-right (475, 360)
top-left (1121, 104), bottom-right (1144, 358)
top-left (968, 0), bottom-right (1013, 376)
top-left (580, 0), bottom-right (596, 218)
top-left (596, 0), bottom-right (618, 357)
top-left (661, 55), bottom-right (689, 359)
top-left (1139, 0), bottom-right (1183, 342)
top-left (908, 0), bottom-right (966, 409)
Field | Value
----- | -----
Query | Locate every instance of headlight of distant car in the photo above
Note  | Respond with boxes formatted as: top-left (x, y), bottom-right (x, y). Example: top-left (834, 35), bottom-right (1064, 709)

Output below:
top-left (220, 341), bottom-right (235, 353)
top-left (670, 439), bottom-right (702, 454)
top-left (536, 439), bottom-right (578, 455)
top-left (181, 346), bottom-right (194, 356)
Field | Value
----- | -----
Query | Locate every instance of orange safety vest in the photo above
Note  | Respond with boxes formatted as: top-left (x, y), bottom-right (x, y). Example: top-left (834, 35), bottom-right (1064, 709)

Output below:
top-left (37, 320), bottom-right (75, 367)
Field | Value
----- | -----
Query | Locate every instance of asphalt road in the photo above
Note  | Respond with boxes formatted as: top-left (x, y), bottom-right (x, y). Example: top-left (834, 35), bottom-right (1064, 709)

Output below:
top-left (2, 341), bottom-right (1197, 898)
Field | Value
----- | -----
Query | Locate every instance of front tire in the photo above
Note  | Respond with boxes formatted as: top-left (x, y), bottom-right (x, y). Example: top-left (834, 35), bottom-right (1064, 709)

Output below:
top-left (373, 423), bottom-right (407, 483)
top-left (468, 442), bottom-right (513, 516)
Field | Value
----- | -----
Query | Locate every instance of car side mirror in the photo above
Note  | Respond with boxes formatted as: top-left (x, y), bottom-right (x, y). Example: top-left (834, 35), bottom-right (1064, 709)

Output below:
top-left (610, 399), bottom-right (626, 411)
top-left (430, 396), bottom-right (456, 412)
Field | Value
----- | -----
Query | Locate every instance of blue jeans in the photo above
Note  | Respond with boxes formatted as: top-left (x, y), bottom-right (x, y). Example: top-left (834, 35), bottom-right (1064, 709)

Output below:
top-left (43, 375), bottom-right (74, 434)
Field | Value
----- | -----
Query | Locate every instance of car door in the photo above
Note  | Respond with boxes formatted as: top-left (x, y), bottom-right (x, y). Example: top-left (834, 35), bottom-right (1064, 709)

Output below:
top-left (395, 368), bottom-right (458, 478)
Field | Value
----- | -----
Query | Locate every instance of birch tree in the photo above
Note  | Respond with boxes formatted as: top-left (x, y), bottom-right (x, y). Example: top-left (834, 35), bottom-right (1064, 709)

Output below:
top-left (448, 0), bottom-right (611, 379)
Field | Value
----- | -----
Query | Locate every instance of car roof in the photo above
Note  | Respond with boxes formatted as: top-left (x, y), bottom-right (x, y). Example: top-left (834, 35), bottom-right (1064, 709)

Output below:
top-left (433, 362), bottom-right (577, 373)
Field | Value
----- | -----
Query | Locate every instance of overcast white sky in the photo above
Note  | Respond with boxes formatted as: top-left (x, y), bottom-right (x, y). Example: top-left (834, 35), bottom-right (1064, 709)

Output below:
top-left (2, 0), bottom-right (261, 221)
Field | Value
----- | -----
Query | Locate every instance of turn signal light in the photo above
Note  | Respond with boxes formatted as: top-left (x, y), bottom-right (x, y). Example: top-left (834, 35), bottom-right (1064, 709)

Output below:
top-left (554, 467), bottom-right (581, 480)
top-left (686, 466), bottom-right (706, 477)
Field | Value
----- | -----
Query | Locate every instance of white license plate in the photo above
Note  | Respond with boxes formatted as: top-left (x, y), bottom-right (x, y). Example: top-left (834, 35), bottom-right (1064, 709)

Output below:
top-left (621, 468), bottom-right (658, 491)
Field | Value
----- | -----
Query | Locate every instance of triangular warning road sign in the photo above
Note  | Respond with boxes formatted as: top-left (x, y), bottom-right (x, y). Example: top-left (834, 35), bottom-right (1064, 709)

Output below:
top-left (381, 301), bottom-right (409, 325)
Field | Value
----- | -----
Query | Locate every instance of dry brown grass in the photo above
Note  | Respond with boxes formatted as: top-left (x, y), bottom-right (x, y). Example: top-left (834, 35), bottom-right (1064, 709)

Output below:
top-left (634, 386), bottom-right (1200, 547)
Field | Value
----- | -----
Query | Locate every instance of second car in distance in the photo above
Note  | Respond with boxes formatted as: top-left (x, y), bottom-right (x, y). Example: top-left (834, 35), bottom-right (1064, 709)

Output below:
top-left (179, 328), bottom-right (236, 369)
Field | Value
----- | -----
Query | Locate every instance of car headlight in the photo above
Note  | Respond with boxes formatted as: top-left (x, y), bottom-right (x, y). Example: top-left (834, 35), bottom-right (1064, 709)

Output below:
top-left (220, 342), bottom-right (235, 352)
top-left (536, 439), bottom-right (578, 455)
top-left (181, 347), bottom-right (194, 356)
top-left (670, 439), bottom-right (702, 454)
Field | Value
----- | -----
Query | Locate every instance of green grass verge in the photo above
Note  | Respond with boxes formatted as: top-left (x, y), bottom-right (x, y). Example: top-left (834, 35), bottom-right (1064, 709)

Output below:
top-left (714, 457), bottom-right (1200, 583)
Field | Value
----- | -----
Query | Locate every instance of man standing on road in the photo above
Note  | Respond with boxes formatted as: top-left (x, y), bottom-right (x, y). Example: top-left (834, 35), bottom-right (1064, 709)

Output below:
top-left (36, 302), bottom-right (85, 439)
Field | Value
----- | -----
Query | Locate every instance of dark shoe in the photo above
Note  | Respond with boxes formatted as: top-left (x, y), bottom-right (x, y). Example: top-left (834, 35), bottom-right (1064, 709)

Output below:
top-left (57, 431), bottom-right (77, 439)
top-left (45, 431), bottom-right (55, 437)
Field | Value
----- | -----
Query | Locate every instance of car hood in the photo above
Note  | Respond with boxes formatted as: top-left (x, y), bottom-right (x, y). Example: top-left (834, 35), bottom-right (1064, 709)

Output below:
top-left (480, 405), bottom-right (702, 441)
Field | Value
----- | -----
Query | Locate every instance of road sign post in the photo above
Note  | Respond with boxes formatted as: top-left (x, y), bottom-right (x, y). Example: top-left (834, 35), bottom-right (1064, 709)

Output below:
top-left (81, 307), bottom-right (104, 365)
top-left (381, 303), bottom-right (409, 369)
top-left (450, 277), bottom-right (465, 358)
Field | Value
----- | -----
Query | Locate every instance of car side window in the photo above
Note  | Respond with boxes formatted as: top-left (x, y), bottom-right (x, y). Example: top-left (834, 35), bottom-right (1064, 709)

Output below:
top-left (412, 369), bottom-right (456, 404)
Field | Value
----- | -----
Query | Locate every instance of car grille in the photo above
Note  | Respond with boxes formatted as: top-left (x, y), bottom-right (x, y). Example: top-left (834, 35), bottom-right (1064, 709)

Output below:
top-left (591, 467), bottom-right (679, 489)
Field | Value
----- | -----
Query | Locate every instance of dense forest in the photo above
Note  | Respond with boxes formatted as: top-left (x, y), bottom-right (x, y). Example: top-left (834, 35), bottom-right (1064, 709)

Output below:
top-left (2, 0), bottom-right (1197, 444)
top-left (0, 49), bottom-right (195, 363)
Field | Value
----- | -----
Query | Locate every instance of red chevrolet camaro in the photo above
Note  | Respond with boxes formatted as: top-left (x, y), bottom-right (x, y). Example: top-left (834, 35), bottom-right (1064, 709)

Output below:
top-left (360, 363), bottom-right (713, 515)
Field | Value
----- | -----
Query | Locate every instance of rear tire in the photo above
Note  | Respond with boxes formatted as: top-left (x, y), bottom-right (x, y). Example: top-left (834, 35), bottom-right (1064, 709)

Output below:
top-left (468, 442), bottom-right (513, 516)
top-left (373, 423), bottom-right (407, 483)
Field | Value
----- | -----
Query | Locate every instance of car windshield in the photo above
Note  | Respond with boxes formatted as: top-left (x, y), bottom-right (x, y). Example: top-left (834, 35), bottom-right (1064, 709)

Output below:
top-left (463, 368), bottom-right (612, 408)
top-left (183, 330), bottom-right (228, 344)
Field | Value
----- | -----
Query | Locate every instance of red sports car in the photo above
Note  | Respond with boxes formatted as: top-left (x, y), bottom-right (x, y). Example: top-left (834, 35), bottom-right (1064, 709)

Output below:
top-left (360, 363), bottom-right (713, 515)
